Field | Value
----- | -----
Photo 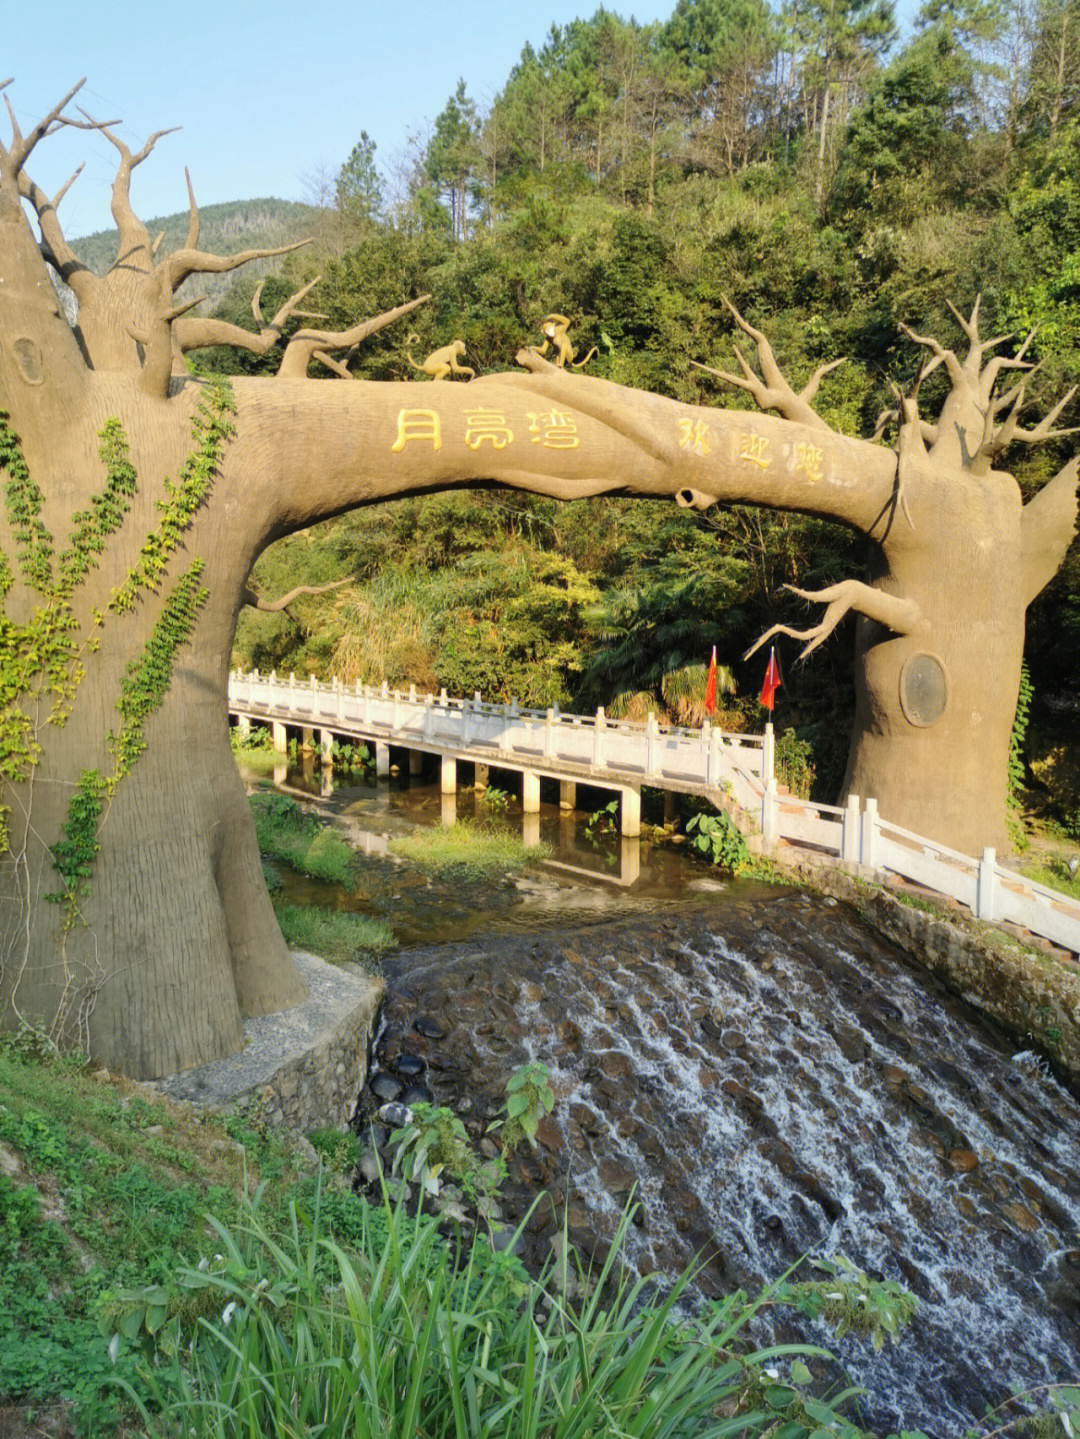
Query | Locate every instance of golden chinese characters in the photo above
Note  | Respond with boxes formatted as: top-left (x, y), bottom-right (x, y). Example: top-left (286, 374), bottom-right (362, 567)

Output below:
top-left (527, 410), bottom-right (580, 449)
top-left (391, 409), bottom-right (442, 452)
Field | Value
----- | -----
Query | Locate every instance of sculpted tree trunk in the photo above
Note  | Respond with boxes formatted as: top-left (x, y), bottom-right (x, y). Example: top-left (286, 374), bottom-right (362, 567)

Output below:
top-left (1, 85), bottom-right (1076, 1076)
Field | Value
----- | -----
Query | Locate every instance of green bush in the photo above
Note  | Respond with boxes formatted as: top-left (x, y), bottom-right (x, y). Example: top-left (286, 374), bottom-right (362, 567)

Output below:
top-left (686, 809), bottom-right (751, 873)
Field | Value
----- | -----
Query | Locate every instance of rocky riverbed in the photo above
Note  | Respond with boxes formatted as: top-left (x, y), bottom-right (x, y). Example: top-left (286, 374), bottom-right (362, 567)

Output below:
top-left (356, 891), bottom-right (1080, 1436)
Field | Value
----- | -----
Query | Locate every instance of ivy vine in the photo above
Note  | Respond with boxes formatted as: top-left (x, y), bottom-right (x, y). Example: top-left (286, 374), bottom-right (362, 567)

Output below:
top-left (0, 377), bottom-right (235, 919)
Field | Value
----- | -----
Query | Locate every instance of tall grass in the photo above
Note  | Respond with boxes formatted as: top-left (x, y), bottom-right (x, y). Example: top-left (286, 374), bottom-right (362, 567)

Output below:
top-left (116, 1186), bottom-right (867, 1439)
top-left (388, 817), bottom-right (551, 881)
top-left (274, 904), bottom-right (395, 968)
top-left (250, 793), bottom-right (358, 887)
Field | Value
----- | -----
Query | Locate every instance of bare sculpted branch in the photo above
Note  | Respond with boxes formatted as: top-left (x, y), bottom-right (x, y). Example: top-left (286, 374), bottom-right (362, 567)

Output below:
top-left (745, 581), bottom-right (923, 661)
top-left (241, 578), bottom-right (351, 614)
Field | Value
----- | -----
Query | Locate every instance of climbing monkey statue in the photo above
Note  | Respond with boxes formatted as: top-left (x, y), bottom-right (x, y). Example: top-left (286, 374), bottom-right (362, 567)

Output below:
top-left (533, 313), bottom-right (598, 369)
top-left (406, 336), bottom-right (475, 381)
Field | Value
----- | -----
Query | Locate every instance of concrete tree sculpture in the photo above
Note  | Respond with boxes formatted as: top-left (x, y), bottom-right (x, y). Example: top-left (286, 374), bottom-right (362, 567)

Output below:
top-left (2, 84), bottom-right (1077, 1077)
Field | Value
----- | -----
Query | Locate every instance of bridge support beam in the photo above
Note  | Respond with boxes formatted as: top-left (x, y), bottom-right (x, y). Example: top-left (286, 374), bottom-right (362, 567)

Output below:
top-left (523, 771), bottom-right (541, 813)
top-left (441, 756), bottom-right (457, 794)
top-left (620, 787), bottom-right (641, 838)
top-left (376, 743), bottom-right (390, 779)
top-left (272, 721), bottom-right (287, 753)
top-left (319, 728), bottom-right (334, 766)
top-left (301, 726), bottom-right (315, 753)
top-left (560, 780), bottom-right (576, 811)
top-left (237, 714), bottom-right (251, 738)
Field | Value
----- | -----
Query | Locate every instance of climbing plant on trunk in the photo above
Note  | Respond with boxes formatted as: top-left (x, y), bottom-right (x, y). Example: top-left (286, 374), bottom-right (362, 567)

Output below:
top-left (1, 82), bottom-right (1076, 1077)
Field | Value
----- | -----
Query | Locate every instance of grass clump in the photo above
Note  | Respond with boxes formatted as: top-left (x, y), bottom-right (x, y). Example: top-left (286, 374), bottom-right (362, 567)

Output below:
top-left (1020, 858), bottom-right (1080, 903)
top-left (388, 815), bottom-right (550, 880)
top-left (274, 903), bottom-right (395, 968)
top-left (250, 792), bottom-right (357, 886)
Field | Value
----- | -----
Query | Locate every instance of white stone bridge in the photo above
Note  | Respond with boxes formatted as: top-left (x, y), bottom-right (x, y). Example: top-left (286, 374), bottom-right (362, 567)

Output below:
top-left (228, 670), bottom-right (1080, 955)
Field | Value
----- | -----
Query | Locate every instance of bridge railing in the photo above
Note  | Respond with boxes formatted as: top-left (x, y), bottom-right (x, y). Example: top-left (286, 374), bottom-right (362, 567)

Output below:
top-left (229, 670), bottom-right (765, 789)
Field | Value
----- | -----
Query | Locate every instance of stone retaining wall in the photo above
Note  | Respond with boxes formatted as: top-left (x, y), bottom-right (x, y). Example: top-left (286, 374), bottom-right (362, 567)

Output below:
top-left (154, 951), bottom-right (385, 1133)
top-left (782, 853), bottom-right (1080, 1092)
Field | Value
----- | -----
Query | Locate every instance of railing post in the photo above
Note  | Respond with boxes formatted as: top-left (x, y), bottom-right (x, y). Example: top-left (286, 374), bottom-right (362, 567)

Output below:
top-left (593, 707), bottom-right (607, 770)
top-left (462, 700), bottom-right (472, 747)
top-left (499, 703), bottom-right (511, 756)
top-left (337, 685), bottom-right (345, 722)
top-left (861, 797), bottom-right (880, 869)
top-left (761, 777), bottom-right (778, 849)
top-left (544, 708), bottom-right (556, 758)
top-left (392, 689), bottom-right (402, 733)
top-left (763, 721), bottom-right (775, 786)
top-left (842, 794), bottom-right (860, 863)
top-left (646, 713), bottom-right (659, 778)
top-left (440, 688), bottom-right (448, 708)
top-left (702, 720), bottom-right (712, 783)
top-left (424, 694), bottom-right (434, 741)
top-left (309, 673), bottom-right (317, 716)
top-left (474, 691), bottom-right (482, 706)
top-left (977, 847), bottom-right (998, 920)
top-left (289, 672), bottom-right (296, 715)
top-left (510, 697), bottom-right (519, 718)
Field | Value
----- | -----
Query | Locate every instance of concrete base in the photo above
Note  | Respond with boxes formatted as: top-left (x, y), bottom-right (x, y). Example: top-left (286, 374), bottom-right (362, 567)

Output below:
top-left (153, 952), bottom-right (384, 1133)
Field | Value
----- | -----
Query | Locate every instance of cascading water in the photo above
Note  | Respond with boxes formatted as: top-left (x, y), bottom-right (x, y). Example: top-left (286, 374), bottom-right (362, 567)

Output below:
top-left (373, 893), bottom-right (1080, 1435)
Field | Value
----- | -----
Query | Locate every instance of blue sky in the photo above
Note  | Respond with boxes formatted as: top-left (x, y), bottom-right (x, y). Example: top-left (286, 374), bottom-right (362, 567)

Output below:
top-left (6, 0), bottom-right (916, 239)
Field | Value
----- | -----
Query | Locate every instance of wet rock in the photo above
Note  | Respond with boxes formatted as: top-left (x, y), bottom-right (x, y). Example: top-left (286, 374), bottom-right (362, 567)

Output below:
top-left (1002, 1202), bottom-right (1040, 1233)
top-left (377, 1102), bottom-right (412, 1128)
top-left (370, 1072), bottom-right (404, 1103)
top-left (948, 1150), bottom-right (979, 1173)
top-left (359, 1121), bottom-right (388, 1149)
top-left (395, 1053), bottom-right (427, 1078)
top-left (360, 1151), bottom-right (382, 1185)
top-left (414, 1016), bottom-right (447, 1040)
top-left (402, 1083), bottom-right (435, 1107)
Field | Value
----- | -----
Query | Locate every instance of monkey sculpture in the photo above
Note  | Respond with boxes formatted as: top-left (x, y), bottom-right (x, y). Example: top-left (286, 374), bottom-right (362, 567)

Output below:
top-left (532, 313), bottom-right (598, 369)
top-left (406, 336), bottom-right (475, 381)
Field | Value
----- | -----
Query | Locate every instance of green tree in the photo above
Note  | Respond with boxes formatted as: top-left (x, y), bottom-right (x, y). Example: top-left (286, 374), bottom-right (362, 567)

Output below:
top-left (336, 131), bottom-right (383, 228)
top-left (425, 80), bottom-right (481, 241)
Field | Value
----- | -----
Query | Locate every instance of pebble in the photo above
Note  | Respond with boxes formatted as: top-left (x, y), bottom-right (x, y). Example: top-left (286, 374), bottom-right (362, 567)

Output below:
top-left (414, 1016), bottom-right (447, 1040)
top-left (377, 1102), bottom-right (412, 1128)
top-left (394, 1053), bottom-right (427, 1078)
top-left (370, 1072), bottom-right (404, 1103)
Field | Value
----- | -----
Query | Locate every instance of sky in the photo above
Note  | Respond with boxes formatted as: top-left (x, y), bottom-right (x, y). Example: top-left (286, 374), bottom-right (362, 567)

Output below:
top-left (5, 0), bottom-right (917, 240)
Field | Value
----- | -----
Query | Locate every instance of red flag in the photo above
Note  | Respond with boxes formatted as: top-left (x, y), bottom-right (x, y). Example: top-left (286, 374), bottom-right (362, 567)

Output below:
top-left (704, 646), bottom-right (718, 716)
top-left (760, 646), bottom-right (781, 711)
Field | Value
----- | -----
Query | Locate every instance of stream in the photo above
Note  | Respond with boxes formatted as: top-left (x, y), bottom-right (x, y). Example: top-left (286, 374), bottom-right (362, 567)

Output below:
top-left (244, 757), bottom-right (1080, 1434)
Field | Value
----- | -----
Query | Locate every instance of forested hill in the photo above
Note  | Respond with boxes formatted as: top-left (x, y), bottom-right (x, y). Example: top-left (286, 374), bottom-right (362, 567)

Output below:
top-left (209, 0), bottom-right (1077, 813)
top-left (71, 198), bottom-right (321, 309)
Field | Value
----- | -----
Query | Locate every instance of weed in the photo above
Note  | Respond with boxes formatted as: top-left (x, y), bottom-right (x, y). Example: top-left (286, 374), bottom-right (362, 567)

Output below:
top-left (273, 903), bottom-right (395, 967)
top-left (387, 816), bottom-right (549, 880)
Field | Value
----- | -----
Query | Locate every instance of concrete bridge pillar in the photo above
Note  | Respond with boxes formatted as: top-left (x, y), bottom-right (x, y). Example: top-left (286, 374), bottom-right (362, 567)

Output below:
top-left (441, 756), bottom-right (457, 794)
top-left (523, 771), bottom-right (541, 813)
top-left (475, 763), bottom-right (490, 791)
top-left (319, 728), bottom-right (334, 766)
top-left (237, 714), bottom-right (251, 738)
top-left (663, 789), bottom-right (678, 825)
top-left (441, 792), bottom-right (457, 827)
top-left (523, 812), bottom-right (541, 848)
top-left (559, 780), bottom-right (577, 811)
top-left (620, 787), bottom-right (641, 838)
top-left (374, 742), bottom-right (390, 778)
top-left (272, 721), bottom-right (287, 753)
top-left (301, 725), bottom-right (315, 752)
top-left (409, 749), bottom-right (423, 777)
